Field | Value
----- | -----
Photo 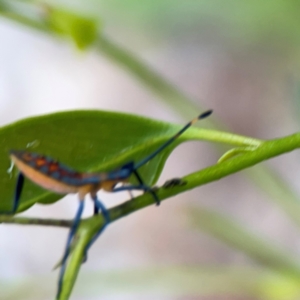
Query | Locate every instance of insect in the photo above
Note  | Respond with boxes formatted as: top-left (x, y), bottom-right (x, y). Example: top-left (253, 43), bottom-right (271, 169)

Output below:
top-left (3, 109), bottom-right (212, 298)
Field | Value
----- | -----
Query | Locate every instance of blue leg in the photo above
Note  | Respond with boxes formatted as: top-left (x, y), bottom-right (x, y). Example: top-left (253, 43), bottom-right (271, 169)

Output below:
top-left (0, 172), bottom-right (24, 214)
top-left (13, 172), bottom-right (24, 213)
top-left (56, 200), bottom-right (84, 300)
top-left (132, 169), bottom-right (160, 205)
top-left (93, 203), bottom-right (99, 215)
top-left (113, 183), bottom-right (160, 205)
top-left (83, 195), bottom-right (110, 260)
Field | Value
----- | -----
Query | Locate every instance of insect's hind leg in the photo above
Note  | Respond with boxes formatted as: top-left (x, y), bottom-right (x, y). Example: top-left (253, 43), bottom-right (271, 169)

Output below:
top-left (132, 169), bottom-right (160, 205)
top-left (56, 199), bottom-right (85, 299)
top-left (0, 172), bottom-right (24, 215)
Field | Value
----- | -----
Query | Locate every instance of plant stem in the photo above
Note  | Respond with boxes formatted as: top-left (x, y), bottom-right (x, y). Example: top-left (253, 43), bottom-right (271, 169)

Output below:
top-left (1, 132), bottom-right (300, 227)
top-left (0, 215), bottom-right (72, 227)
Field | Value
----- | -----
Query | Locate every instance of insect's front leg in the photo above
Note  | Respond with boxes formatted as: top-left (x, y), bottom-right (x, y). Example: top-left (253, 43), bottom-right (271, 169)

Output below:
top-left (12, 172), bottom-right (25, 213)
top-left (0, 172), bottom-right (24, 214)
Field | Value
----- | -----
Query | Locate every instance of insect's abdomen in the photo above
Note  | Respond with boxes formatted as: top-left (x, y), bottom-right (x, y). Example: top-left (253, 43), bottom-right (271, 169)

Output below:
top-left (10, 150), bottom-right (81, 194)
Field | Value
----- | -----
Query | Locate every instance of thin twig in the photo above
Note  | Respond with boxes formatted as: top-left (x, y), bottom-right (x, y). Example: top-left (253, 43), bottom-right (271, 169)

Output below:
top-left (0, 215), bottom-right (72, 227)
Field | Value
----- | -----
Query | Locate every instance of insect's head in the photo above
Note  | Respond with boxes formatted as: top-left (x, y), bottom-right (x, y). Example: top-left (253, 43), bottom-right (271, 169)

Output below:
top-left (118, 161), bottom-right (134, 179)
top-left (108, 161), bottom-right (134, 181)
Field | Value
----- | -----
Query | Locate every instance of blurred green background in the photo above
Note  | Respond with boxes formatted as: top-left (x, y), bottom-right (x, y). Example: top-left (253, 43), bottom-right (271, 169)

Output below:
top-left (1, 1), bottom-right (300, 299)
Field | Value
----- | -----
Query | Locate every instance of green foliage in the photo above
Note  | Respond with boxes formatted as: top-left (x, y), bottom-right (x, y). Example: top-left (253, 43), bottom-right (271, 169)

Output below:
top-left (1, 1), bottom-right (300, 300)
top-left (45, 6), bottom-right (98, 49)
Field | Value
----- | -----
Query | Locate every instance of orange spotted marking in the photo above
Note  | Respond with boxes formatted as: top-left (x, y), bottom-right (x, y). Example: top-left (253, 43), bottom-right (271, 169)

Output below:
top-left (49, 162), bottom-right (59, 172)
top-left (36, 158), bottom-right (47, 167)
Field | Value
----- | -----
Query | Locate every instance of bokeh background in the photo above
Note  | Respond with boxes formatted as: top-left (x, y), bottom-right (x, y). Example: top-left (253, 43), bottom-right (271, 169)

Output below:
top-left (1, 1), bottom-right (300, 299)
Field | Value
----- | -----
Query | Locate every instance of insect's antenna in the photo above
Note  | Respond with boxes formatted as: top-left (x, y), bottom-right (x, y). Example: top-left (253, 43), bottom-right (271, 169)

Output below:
top-left (134, 110), bottom-right (212, 169)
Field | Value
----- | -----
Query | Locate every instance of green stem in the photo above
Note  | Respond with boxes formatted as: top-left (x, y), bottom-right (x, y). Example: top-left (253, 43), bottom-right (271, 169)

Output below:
top-left (0, 133), bottom-right (299, 231)
top-left (108, 133), bottom-right (300, 222)
top-left (0, 215), bottom-right (72, 227)
top-left (187, 128), bottom-right (262, 147)
top-left (57, 132), bottom-right (300, 299)
top-left (0, 1), bottom-right (49, 32)
top-left (1, 132), bottom-right (300, 299)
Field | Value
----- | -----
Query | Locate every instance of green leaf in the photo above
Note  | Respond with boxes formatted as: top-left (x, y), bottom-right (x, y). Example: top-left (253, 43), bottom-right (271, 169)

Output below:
top-left (218, 146), bottom-right (258, 163)
top-left (46, 7), bottom-right (98, 49)
top-left (0, 110), bottom-right (211, 212)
